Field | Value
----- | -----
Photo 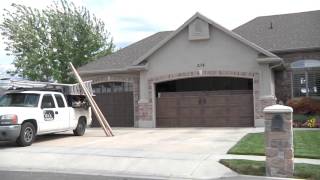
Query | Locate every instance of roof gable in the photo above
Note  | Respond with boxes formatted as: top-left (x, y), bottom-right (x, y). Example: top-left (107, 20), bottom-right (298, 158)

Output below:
top-left (132, 12), bottom-right (278, 66)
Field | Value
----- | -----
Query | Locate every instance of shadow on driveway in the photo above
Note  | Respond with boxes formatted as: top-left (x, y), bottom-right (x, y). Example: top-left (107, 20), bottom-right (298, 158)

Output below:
top-left (0, 133), bottom-right (74, 148)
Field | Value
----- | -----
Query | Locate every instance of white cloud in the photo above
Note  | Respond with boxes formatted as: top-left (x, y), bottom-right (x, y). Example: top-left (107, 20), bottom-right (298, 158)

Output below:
top-left (0, 0), bottom-right (319, 65)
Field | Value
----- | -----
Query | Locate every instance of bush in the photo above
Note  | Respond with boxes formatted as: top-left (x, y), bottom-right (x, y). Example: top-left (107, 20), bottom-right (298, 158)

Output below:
top-left (292, 114), bottom-right (320, 128)
top-left (287, 97), bottom-right (320, 114)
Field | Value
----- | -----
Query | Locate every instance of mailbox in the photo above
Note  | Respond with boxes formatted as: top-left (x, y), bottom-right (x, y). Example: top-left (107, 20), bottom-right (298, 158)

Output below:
top-left (271, 114), bottom-right (284, 131)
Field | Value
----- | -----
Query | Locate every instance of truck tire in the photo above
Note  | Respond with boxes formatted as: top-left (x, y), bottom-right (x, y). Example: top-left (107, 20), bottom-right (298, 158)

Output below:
top-left (16, 122), bottom-right (36, 147)
top-left (73, 118), bottom-right (86, 136)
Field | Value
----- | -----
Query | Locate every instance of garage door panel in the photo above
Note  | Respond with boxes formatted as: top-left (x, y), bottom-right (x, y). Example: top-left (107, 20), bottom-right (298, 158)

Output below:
top-left (157, 96), bottom-right (178, 103)
top-left (179, 97), bottom-right (201, 106)
top-left (179, 107), bottom-right (202, 117)
top-left (92, 92), bottom-right (134, 127)
top-left (203, 108), bottom-right (228, 116)
top-left (157, 109), bottom-right (178, 118)
top-left (156, 90), bottom-right (253, 127)
top-left (157, 118), bottom-right (179, 127)
top-left (203, 117), bottom-right (227, 127)
top-left (205, 97), bottom-right (227, 106)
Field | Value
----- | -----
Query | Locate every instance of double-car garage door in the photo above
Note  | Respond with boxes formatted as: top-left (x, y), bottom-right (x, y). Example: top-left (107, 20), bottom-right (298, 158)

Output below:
top-left (156, 77), bottom-right (254, 127)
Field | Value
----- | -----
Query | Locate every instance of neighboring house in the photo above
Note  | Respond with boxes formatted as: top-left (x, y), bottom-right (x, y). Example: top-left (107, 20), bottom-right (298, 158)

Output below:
top-left (79, 12), bottom-right (282, 128)
top-left (234, 10), bottom-right (320, 104)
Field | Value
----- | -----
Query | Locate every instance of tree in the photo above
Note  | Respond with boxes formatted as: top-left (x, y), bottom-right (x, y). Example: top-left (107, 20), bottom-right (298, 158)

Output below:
top-left (1, 0), bottom-right (115, 83)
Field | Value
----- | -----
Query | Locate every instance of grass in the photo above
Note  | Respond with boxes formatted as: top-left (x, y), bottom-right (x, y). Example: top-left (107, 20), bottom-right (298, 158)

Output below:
top-left (220, 159), bottom-right (320, 180)
top-left (228, 130), bottom-right (320, 159)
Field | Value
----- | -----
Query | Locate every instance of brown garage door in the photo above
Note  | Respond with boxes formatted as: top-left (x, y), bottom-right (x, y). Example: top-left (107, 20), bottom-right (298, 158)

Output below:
top-left (91, 82), bottom-right (134, 127)
top-left (91, 92), bottom-right (134, 127)
top-left (156, 90), bottom-right (253, 127)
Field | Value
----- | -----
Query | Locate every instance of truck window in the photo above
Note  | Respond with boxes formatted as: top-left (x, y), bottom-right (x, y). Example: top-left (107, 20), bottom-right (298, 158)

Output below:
top-left (54, 94), bottom-right (65, 108)
top-left (41, 94), bottom-right (56, 109)
top-left (0, 93), bottom-right (40, 107)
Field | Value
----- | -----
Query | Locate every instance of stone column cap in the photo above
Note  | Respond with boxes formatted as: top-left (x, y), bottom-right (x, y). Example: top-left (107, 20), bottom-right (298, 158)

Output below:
top-left (263, 104), bottom-right (293, 113)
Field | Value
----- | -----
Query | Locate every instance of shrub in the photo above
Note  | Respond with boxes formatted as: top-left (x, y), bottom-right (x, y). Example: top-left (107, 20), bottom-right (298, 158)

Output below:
top-left (287, 97), bottom-right (320, 114)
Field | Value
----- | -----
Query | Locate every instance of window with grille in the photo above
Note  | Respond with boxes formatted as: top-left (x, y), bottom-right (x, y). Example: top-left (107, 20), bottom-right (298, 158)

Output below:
top-left (92, 82), bottom-right (133, 94)
top-left (291, 60), bottom-right (320, 98)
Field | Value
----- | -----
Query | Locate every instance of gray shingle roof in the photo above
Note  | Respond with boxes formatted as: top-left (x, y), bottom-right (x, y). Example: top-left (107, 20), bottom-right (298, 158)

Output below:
top-left (233, 10), bottom-right (320, 52)
top-left (78, 31), bottom-right (172, 73)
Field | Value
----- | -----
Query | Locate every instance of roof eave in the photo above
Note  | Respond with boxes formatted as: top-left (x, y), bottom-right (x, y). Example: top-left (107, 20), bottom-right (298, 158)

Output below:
top-left (78, 65), bottom-right (148, 75)
top-left (271, 47), bottom-right (320, 54)
top-left (257, 57), bottom-right (283, 64)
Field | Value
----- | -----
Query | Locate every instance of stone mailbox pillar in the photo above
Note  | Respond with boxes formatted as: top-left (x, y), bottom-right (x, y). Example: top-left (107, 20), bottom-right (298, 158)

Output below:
top-left (263, 104), bottom-right (294, 177)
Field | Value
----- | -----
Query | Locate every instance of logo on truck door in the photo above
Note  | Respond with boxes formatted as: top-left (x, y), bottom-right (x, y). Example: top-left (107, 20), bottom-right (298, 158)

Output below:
top-left (43, 110), bottom-right (55, 121)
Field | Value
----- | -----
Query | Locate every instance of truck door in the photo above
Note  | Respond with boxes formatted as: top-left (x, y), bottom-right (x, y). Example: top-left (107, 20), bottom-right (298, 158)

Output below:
top-left (39, 94), bottom-right (60, 131)
top-left (53, 94), bottom-right (69, 129)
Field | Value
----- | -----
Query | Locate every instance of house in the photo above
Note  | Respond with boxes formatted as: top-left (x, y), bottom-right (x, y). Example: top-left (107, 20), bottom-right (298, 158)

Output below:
top-left (78, 12), bottom-right (283, 128)
top-left (234, 10), bottom-right (320, 104)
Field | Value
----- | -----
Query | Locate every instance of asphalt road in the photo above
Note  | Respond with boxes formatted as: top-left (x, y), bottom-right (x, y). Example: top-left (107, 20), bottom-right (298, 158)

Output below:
top-left (0, 171), bottom-right (162, 180)
top-left (0, 171), bottom-right (280, 180)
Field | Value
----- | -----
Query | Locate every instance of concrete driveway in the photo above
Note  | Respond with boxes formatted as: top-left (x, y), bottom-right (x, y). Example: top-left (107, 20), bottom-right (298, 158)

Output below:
top-left (0, 128), bottom-right (263, 179)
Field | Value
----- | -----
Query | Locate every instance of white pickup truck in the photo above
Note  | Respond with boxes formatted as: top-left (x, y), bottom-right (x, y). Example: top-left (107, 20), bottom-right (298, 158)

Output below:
top-left (0, 90), bottom-right (91, 146)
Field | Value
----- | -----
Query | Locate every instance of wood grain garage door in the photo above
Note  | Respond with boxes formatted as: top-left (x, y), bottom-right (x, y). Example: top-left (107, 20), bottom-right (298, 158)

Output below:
top-left (92, 92), bottom-right (134, 127)
top-left (156, 90), bottom-right (253, 127)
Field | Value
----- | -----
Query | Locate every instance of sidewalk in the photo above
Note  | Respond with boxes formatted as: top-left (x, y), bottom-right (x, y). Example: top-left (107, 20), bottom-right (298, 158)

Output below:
top-left (215, 154), bottom-right (320, 165)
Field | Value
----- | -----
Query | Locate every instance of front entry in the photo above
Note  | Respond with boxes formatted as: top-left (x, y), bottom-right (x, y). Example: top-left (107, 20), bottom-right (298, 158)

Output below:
top-left (156, 77), bottom-right (254, 127)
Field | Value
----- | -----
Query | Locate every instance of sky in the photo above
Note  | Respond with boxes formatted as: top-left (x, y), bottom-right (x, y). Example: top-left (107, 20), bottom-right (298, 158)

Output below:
top-left (0, 0), bottom-right (319, 69)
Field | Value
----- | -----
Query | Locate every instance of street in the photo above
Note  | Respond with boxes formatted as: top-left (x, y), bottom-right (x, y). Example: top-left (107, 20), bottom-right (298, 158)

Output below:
top-left (0, 170), bottom-right (159, 180)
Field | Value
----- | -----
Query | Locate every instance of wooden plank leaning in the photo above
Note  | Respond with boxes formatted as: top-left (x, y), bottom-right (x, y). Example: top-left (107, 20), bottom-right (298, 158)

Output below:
top-left (80, 82), bottom-right (114, 136)
top-left (69, 62), bottom-right (114, 137)
top-left (69, 62), bottom-right (113, 136)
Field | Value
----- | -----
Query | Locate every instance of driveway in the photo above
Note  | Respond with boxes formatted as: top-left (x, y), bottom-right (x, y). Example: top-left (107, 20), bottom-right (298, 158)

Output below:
top-left (0, 128), bottom-right (263, 179)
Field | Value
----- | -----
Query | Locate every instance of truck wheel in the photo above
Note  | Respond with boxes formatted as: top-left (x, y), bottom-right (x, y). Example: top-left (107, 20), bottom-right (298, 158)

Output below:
top-left (17, 122), bottom-right (36, 147)
top-left (73, 119), bottom-right (86, 136)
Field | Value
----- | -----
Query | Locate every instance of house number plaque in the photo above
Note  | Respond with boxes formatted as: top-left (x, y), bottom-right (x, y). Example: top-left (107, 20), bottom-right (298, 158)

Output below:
top-left (197, 63), bottom-right (205, 68)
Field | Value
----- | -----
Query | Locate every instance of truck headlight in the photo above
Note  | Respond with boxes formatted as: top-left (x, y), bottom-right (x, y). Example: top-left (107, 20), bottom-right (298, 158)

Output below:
top-left (0, 114), bottom-right (18, 125)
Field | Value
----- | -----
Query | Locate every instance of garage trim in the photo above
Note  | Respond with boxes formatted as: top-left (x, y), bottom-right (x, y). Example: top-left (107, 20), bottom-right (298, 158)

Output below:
top-left (138, 70), bottom-right (274, 127)
top-left (83, 73), bottom-right (140, 127)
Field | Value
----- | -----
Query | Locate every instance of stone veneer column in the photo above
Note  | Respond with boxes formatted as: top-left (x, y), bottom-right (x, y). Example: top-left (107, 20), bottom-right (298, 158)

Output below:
top-left (138, 100), bottom-right (153, 121)
top-left (263, 105), bottom-right (294, 178)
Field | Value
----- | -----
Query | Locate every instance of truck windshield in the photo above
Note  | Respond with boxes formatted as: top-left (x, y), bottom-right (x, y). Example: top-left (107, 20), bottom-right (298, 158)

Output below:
top-left (0, 93), bottom-right (40, 107)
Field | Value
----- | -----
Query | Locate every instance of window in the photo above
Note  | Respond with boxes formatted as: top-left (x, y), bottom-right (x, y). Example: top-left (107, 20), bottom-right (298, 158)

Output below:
top-left (54, 94), bottom-right (65, 108)
top-left (41, 94), bottom-right (55, 108)
top-left (291, 60), bottom-right (320, 97)
top-left (92, 82), bottom-right (133, 94)
top-left (0, 93), bottom-right (40, 107)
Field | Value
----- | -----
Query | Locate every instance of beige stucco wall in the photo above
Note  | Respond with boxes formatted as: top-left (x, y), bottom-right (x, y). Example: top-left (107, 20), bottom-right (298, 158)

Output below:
top-left (138, 22), bottom-right (276, 127)
top-left (140, 26), bottom-right (275, 100)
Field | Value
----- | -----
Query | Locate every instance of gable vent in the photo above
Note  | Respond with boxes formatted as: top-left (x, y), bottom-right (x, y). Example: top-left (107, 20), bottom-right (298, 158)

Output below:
top-left (188, 18), bottom-right (210, 40)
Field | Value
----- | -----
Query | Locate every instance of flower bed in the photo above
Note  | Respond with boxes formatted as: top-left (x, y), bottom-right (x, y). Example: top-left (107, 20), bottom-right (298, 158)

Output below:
top-left (287, 97), bottom-right (320, 128)
top-left (292, 114), bottom-right (320, 128)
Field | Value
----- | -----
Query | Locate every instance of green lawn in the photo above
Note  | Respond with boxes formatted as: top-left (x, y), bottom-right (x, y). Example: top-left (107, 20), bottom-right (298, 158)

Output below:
top-left (228, 130), bottom-right (320, 159)
top-left (220, 159), bottom-right (320, 180)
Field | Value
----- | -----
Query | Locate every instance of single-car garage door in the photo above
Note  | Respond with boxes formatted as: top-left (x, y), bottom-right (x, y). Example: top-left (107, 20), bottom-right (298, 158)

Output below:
top-left (156, 77), bottom-right (254, 127)
top-left (92, 82), bottom-right (134, 127)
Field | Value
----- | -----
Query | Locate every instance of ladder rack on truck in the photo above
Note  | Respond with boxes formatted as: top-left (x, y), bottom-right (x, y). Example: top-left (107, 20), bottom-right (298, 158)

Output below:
top-left (6, 80), bottom-right (94, 96)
